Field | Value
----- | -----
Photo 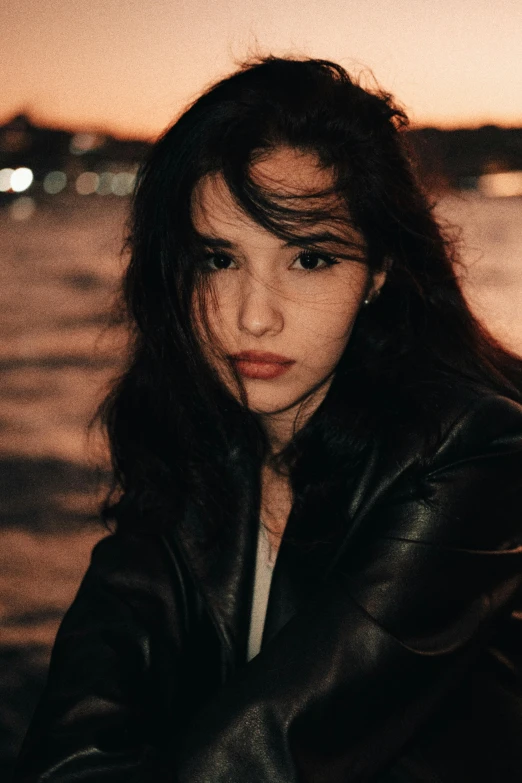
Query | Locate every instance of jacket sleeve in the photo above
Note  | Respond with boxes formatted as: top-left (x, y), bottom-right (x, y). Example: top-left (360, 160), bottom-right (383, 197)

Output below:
top-left (13, 531), bottom-right (186, 783)
top-left (174, 394), bottom-right (522, 783)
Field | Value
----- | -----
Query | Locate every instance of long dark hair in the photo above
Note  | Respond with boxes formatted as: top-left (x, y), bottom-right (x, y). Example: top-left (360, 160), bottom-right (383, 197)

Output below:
top-left (98, 55), bottom-right (522, 537)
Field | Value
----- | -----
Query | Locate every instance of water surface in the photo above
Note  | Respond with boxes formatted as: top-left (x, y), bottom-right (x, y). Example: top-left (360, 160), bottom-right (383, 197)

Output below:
top-left (1, 192), bottom-right (521, 777)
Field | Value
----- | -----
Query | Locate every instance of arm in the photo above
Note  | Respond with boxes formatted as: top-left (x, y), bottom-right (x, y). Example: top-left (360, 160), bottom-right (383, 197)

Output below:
top-left (175, 394), bottom-right (522, 783)
top-left (13, 531), bottom-right (185, 783)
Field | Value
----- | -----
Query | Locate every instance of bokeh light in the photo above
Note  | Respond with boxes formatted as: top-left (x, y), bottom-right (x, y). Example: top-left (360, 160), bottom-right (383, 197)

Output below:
top-left (43, 171), bottom-right (67, 194)
top-left (111, 172), bottom-right (135, 196)
top-left (0, 168), bottom-right (14, 192)
top-left (70, 133), bottom-right (105, 155)
top-left (9, 196), bottom-right (36, 221)
top-left (96, 172), bottom-right (114, 195)
top-left (75, 172), bottom-right (99, 195)
top-left (479, 171), bottom-right (522, 198)
top-left (10, 167), bottom-right (34, 193)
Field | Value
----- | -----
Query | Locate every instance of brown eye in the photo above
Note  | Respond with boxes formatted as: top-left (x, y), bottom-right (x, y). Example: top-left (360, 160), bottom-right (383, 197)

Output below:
top-left (293, 251), bottom-right (340, 271)
top-left (203, 252), bottom-right (236, 271)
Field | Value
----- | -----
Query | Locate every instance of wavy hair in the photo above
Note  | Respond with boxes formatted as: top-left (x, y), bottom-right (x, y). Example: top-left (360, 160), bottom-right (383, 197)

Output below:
top-left (98, 55), bottom-right (522, 539)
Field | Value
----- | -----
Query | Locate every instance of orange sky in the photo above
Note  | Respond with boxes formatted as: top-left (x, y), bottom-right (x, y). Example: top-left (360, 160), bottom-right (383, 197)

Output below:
top-left (1, 0), bottom-right (521, 140)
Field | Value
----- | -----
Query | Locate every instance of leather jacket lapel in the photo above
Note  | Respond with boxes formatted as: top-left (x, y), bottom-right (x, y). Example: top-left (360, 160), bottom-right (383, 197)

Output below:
top-left (170, 496), bottom-right (259, 672)
top-left (261, 483), bottom-right (349, 650)
top-left (168, 463), bottom-right (370, 667)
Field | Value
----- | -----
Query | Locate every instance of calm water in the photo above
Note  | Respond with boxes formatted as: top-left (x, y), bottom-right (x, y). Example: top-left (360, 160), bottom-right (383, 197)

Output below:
top-left (1, 192), bottom-right (522, 776)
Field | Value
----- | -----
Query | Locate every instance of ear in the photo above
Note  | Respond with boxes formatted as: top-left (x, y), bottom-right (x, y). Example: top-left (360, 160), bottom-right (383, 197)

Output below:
top-left (365, 261), bottom-right (389, 303)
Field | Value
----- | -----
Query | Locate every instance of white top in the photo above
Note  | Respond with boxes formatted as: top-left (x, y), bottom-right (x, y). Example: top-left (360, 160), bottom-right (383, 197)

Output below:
top-left (247, 520), bottom-right (277, 661)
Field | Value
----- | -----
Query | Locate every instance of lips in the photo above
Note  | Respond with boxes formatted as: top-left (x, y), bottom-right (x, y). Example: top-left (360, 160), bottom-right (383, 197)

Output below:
top-left (229, 351), bottom-right (293, 364)
top-left (229, 351), bottom-right (295, 380)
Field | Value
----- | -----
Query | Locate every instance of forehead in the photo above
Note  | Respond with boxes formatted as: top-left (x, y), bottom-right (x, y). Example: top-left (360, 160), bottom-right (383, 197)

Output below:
top-left (191, 174), bottom-right (254, 237)
top-left (251, 146), bottom-right (335, 194)
top-left (191, 147), bottom-right (350, 241)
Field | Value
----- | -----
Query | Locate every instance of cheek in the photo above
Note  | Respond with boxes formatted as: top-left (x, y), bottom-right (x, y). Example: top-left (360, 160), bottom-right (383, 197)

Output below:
top-left (299, 292), bottom-right (363, 340)
top-left (195, 279), bottom-right (235, 328)
top-left (190, 290), bottom-right (224, 369)
top-left (192, 281), bottom-right (228, 333)
top-left (292, 294), bottom-right (364, 371)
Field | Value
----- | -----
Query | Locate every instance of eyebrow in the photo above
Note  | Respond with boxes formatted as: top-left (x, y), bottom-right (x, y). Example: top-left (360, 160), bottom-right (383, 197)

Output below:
top-left (195, 230), bottom-right (363, 250)
top-left (197, 234), bottom-right (236, 249)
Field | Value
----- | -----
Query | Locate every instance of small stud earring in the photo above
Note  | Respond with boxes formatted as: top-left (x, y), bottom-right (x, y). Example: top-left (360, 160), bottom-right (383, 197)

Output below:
top-left (364, 287), bottom-right (383, 306)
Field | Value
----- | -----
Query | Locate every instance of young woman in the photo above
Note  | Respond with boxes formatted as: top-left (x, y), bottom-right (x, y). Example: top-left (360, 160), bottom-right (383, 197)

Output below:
top-left (14, 56), bottom-right (522, 782)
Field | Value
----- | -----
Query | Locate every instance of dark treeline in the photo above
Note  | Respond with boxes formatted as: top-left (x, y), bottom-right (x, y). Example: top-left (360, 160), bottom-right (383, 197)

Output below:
top-left (408, 126), bottom-right (522, 191)
top-left (0, 115), bottom-right (149, 182)
top-left (1, 114), bottom-right (522, 193)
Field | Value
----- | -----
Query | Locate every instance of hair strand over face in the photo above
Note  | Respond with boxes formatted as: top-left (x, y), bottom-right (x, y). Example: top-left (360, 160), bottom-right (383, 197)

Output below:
top-left (95, 54), bottom-right (522, 540)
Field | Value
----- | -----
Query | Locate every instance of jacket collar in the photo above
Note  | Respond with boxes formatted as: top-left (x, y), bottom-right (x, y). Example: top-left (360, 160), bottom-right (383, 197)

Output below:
top-left (169, 478), bottom-right (353, 670)
top-left (159, 388), bottom-right (471, 670)
top-left (170, 495), bottom-right (258, 668)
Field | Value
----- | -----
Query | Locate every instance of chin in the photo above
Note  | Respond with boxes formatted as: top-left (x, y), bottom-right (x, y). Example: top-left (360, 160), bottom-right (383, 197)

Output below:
top-left (243, 388), bottom-right (315, 416)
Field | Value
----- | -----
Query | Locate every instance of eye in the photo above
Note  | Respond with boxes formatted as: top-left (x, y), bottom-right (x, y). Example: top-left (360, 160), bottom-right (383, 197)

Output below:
top-left (292, 251), bottom-right (340, 272)
top-left (202, 252), bottom-right (236, 272)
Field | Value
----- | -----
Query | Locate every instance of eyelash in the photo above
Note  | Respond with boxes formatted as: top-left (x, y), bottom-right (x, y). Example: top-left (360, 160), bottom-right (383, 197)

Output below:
top-left (202, 250), bottom-right (340, 273)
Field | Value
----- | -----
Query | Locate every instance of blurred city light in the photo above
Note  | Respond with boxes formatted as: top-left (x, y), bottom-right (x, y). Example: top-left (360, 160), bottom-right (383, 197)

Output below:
top-left (96, 171), bottom-right (114, 195)
top-left (9, 196), bottom-right (36, 221)
top-left (10, 167), bottom-right (34, 192)
top-left (111, 171), bottom-right (135, 196)
top-left (75, 172), bottom-right (99, 195)
top-left (70, 132), bottom-right (105, 155)
top-left (43, 171), bottom-right (67, 194)
top-left (0, 168), bottom-right (14, 191)
top-left (479, 171), bottom-right (522, 198)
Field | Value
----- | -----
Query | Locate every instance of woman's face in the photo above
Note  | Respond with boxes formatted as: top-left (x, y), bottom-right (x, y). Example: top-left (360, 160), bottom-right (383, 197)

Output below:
top-left (191, 147), bottom-right (385, 421)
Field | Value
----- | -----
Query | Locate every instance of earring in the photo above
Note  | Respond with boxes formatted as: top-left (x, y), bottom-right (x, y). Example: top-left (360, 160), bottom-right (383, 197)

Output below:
top-left (364, 286), bottom-right (383, 306)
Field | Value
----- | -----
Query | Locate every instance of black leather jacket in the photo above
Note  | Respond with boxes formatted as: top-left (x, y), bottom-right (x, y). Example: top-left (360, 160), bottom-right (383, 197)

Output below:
top-left (13, 389), bottom-right (522, 782)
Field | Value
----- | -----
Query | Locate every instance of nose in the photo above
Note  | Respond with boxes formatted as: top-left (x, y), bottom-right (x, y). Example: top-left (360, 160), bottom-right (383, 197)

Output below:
top-left (237, 272), bottom-right (284, 338)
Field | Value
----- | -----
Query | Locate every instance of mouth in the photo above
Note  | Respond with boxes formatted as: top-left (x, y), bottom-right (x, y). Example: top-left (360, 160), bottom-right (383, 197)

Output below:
top-left (231, 360), bottom-right (294, 380)
top-left (229, 352), bottom-right (295, 380)
top-left (229, 351), bottom-right (294, 364)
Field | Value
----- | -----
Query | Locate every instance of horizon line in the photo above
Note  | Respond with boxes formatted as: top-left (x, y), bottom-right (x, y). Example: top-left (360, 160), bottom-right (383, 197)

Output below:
top-left (2, 109), bottom-right (522, 145)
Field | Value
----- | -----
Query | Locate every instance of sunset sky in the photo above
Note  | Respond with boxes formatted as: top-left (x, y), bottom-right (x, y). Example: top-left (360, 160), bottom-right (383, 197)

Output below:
top-left (2, 0), bottom-right (521, 140)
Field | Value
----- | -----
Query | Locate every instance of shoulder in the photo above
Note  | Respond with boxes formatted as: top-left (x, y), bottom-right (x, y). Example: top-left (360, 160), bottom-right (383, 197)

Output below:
top-left (426, 385), bottom-right (522, 467)
top-left (426, 389), bottom-right (522, 533)
top-left (349, 383), bottom-right (522, 524)
top-left (380, 379), bottom-right (522, 467)
top-left (78, 530), bottom-right (186, 627)
top-left (394, 381), bottom-right (522, 488)
top-left (367, 387), bottom-right (522, 549)
top-left (89, 529), bottom-right (170, 579)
